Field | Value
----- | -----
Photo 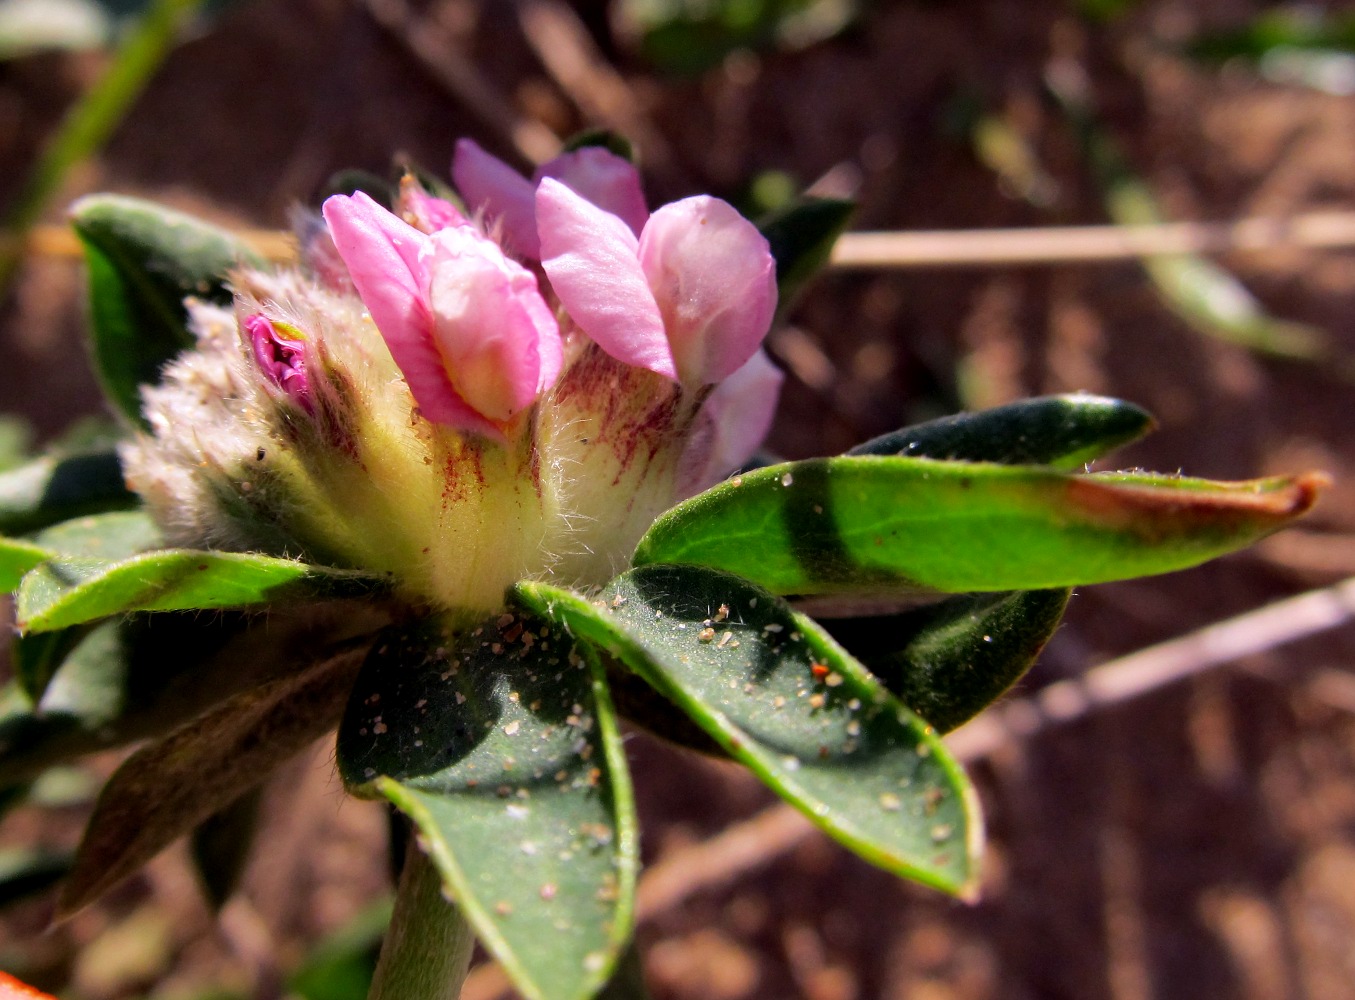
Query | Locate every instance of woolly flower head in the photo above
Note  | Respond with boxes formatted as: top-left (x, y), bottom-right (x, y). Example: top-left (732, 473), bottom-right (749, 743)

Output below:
top-left (122, 141), bottom-right (782, 614)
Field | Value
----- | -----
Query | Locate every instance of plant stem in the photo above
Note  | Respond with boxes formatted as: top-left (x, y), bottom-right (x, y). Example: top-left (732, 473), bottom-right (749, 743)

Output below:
top-left (367, 834), bottom-right (476, 1000)
top-left (0, 0), bottom-right (205, 292)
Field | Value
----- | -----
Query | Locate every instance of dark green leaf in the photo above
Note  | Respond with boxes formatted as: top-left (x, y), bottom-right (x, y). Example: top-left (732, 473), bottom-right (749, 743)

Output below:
top-left (70, 193), bottom-right (264, 424)
top-left (12, 624), bottom-right (93, 702)
top-left (847, 394), bottom-right (1153, 469)
top-left (15, 542), bottom-right (380, 633)
top-left (0, 448), bottom-right (135, 536)
top-left (634, 458), bottom-right (1324, 596)
top-left (288, 898), bottom-right (393, 1000)
top-left (561, 129), bottom-right (635, 161)
top-left (516, 567), bottom-right (981, 896)
top-left (338, 611), bottom-right (638, 1000)
top-left (321, 169), bottom-right (395, 207)
top-left (823, 589), bottom-right (1070, 733)
top-left (57, 644), bottom-right (365, 917)
top-left (190, 787), bottom-right (263, 910)
top-left (0, 847), bottom-right (73, 909)
top-left (759, 197), bottom-right (855, 316)
top-left (31, 509), bottom-right (162, 558)
top-left (0, 604), bottom-right (384, 786)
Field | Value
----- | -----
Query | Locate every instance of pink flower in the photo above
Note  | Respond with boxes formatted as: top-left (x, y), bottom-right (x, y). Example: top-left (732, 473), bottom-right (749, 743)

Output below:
top-left (536, 178), bottom-right (778, 388)
top-left (321, 191), bottom-right (563, 434)
top-left (247, 314), bottom-right (312, 412)
top-left (452, 139), bottom-right (648, 259)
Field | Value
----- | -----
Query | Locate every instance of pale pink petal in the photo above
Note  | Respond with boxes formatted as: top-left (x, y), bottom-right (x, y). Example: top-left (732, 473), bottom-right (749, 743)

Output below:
top-left (638, 196), bottom-right (777, 386)
top-left (396, 177), bottom-right (468, 233)
top-left (322, 192), bottom-right (488, 430)
top-left (678, 349), bottom-right (783, 495)
top-left (537, 146), bottom-right (649, 236)
top-left (426, 226), bottom-right (562, 422)
top-left (452, 139), bottom-right (540, 258)
top-left (536, 178), bottom-right (676, 380)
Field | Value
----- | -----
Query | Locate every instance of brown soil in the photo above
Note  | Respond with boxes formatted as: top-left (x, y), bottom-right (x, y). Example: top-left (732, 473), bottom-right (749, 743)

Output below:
top-left (3, 0), bottom-right (1355, 997)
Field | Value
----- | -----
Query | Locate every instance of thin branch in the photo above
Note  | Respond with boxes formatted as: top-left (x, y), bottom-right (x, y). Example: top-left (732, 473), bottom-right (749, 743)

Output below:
top-left (830, 211), bottom-right (1355, 268)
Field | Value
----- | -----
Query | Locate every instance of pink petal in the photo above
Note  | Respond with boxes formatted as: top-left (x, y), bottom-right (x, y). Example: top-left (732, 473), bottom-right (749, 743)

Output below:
top-left (322, 192), bottom-right (488, 430)
top-left (638, 196), bottom-right (777, 386)
top-left (678, 349), bottom-right (784, 495)
top-left (426, 226), bottom-right (562, 422)
top-left (537, 146), bottom-right (649, 236)
top-left (452, 139), bottom-right (540, 258)
top-left (536, 178), bottom-right (676, 380)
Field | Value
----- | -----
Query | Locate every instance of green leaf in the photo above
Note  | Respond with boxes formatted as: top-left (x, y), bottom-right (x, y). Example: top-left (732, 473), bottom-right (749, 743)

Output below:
top-left (288, 897), bottom-right (393, 1000)
top-left (337, 611), bottom-right (638, 1000)
top-left (634, 457), bottom-right (1324, 596)
top-left (15, 542), bottom-right (380, 633)
top-left (758, 197), bottom-right (855, 316)
top-left (70, 193), bottom-right (264, 424)
top-left (848, 394), bottom-right (1153, 469)
top-left (0, 535), bottom-right (50, 591)
top-left (57, 644), bottom-right (366, 917)
top-left (823, 589), bottom-right (1070, 733)
top-left (0, 448), bottom-right (136, 536)
top-left (190, 787), bottom-right (262, 910)
top-left (516, 566), bottom-right (981, 897)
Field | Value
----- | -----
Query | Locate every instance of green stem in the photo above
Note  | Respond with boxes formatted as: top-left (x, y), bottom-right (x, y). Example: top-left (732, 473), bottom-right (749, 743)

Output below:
top-left (367, 835), bottom-right (476, 1000)
top-left (0, 0), bottom-right (205, 292)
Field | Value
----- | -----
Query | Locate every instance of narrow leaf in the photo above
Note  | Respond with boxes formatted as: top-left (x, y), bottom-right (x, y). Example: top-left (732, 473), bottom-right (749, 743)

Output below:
top-left (70, 193), bottom-right (264, 424)
top-left (848, 394), bottom-right (1153, 469)
top-left (516, 567), bottom-right (982, 897)
top-left (57, 645), bottom-right (365, 917)
top-left (823, 589), bottom-right (1070, 733)
top-left (337, 611), bottom-right (638, 1000)
top-left (0, 448), bottom-right (135, 536)
top-left (759, 197), bottom-right (855, 316)
top-left (0, 605), bottom-right (382, 786)
top-left (11, 625), bottom-right (92, 703)
top-left (0, 847), bottom-right (73, 909)
top-left (634, 457), bottom-right (1324, 596)
top-left (16, 544), bottom-right (379, 633)
top-left (190, 787), bottom-right (263, 910)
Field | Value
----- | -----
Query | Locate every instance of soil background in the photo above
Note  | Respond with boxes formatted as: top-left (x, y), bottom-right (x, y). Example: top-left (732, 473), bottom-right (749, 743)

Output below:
top-left (3, 0), bottom-right (1355, 998)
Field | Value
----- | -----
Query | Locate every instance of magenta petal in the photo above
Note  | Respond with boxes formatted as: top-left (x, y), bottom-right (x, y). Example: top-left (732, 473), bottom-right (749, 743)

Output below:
top-left (638, 196), bottom-right (778, 386)
top-left (537, 178), bottom-right (675, 380)
top-left (246, 314), bottom-right (312, 412)
top-left (537, 146), bottom-right (649, 236)
top-left (426, 226), bottom-right (562, 422)
top-left (452, 139), bottom-right (540, 258)
top-left (678, 349), bottom-right (783, 495)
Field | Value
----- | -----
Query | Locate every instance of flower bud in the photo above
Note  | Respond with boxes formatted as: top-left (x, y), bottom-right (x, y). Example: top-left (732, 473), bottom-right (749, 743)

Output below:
top-left (246, 314), bottom-right (312, 412)
top-left (322, 191), bottom-right (562, 436)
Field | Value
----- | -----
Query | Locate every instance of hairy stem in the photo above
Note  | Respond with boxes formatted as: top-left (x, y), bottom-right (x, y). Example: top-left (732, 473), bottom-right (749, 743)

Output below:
top-left (367, 834), bottom-right (476, 1000)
